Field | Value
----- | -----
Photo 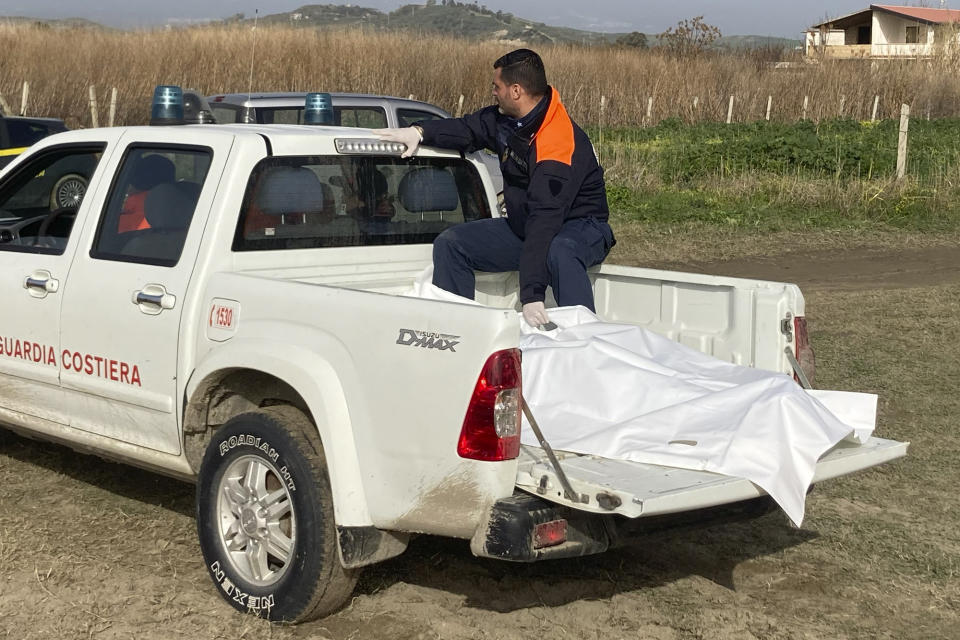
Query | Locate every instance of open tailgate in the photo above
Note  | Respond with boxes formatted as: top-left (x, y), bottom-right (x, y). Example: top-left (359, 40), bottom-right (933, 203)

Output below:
top-left (515, 437), bottom-right (908, 518)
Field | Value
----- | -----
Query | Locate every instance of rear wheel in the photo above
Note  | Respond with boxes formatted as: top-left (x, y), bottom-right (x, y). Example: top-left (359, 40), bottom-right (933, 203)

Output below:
top-left (196, 405), bottom-right (358, 622)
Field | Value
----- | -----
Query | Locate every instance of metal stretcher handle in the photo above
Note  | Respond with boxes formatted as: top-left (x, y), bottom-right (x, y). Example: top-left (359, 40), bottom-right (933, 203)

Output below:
top-left (784, 347), bottom-right (813, 389)
top-left (520, 395), bottom-right (587, 504)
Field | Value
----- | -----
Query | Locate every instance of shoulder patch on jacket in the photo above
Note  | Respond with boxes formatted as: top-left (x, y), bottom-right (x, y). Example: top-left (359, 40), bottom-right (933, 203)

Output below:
top-left (548, 178), bottom-right (564, 197)
top-left (533, 92), bottom-right (575, 166)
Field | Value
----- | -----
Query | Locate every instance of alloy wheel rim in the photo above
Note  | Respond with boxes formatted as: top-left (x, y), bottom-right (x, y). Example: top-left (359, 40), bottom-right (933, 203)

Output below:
top-left (57, 180), bottom-right (86, 208)
top-left (216, 455), bottom-right (296, 587)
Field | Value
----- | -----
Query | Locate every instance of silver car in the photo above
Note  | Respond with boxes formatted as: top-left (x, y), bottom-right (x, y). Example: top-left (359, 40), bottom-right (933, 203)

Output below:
top-left (204, 92), bottom-right (451, 128)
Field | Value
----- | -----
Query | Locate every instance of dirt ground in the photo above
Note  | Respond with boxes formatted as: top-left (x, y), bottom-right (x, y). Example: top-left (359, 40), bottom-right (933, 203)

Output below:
top-left (676, 244), bottom-right (960, 292)
top-left (1, 237), bottom-right (958, 640)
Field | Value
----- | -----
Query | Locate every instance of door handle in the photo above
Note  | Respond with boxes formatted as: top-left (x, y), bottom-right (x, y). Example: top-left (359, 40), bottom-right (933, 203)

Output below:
top-left (132, 284), bottom-right (176, 314)
top-left (23, 270), bottom-right (59, 297)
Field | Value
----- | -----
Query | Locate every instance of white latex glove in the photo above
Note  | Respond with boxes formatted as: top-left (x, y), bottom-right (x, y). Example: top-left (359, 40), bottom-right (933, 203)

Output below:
top-left (376, 127), bottom-right (422, 158)
top-left (522, 301), bottom-right (551, 328)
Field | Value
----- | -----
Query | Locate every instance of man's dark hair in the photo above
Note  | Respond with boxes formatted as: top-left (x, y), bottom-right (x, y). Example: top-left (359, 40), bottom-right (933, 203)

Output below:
top-left (493, 49), bottom-right (548, 97)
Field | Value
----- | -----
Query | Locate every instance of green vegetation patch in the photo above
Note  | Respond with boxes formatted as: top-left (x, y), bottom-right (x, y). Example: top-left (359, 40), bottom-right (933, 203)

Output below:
top-left (596, 118), bottom-right (960, 231)
top-left (607, 179), bottom-right (960, 232)
top-left (595, 118), bottom-right (960, 183)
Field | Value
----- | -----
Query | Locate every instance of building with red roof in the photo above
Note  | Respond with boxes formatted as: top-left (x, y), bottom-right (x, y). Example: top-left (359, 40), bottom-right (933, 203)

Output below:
top-left (805, 4), bottom-right (960, 58)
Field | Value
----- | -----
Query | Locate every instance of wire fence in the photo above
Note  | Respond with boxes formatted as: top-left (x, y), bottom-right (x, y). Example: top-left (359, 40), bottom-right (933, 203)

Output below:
top-left (2, 23), bottom-right (960, 130)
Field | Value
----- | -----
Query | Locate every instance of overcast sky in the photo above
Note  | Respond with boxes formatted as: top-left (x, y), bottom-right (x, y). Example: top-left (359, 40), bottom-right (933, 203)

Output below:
top-left (0, 1), bottom-right (944, 38)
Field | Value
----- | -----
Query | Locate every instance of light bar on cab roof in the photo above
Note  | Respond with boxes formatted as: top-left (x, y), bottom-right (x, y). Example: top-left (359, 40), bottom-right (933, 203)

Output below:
top-left (335, 138), bottom-right (407, 155)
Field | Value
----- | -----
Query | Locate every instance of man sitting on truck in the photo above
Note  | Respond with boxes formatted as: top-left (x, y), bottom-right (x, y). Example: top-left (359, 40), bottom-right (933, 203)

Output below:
top-left (379, 48), bottom-right (614, 328)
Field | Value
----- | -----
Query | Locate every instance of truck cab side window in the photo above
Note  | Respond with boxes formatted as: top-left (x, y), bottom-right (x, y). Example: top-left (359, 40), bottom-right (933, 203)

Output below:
top-left (0, 145), bottom-right (103, 254)
top-left (92, 146), bottom-right (211, 267)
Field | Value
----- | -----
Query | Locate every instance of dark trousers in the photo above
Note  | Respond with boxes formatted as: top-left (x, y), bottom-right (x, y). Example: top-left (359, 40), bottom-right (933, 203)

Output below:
top-left (432, 216), bottom-right (614, 311)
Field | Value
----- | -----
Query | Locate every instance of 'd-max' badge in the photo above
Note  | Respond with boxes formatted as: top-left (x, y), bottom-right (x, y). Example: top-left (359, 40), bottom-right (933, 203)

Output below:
top-left (396, 329), bottom-right (460, 352)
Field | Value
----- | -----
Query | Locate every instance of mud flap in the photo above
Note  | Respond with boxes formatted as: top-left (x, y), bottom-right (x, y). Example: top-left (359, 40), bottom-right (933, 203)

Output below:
top-left (337, 526), bottom-right (410, 569)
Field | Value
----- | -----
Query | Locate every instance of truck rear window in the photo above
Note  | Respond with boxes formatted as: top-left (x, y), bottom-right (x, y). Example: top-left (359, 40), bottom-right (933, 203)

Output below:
top-left (233, 155), bottom-right (491, 251)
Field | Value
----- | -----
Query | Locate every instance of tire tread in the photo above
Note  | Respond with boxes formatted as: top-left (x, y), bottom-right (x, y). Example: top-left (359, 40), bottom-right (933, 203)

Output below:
top-left (255, 405), bottom-right (358, 622)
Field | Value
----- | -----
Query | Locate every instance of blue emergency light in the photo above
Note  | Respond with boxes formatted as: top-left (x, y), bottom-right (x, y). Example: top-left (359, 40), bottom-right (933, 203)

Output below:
top-left (304, 92), bottom-right (334, 125)
top-left (150, 85), bottom-right (185, 125)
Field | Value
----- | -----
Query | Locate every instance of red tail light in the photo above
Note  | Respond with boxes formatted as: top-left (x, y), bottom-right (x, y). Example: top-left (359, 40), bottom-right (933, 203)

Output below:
top-left (457, 349), bottom-right (522, 461)
top-left (794, 316), bottom-right (816, 387)
top-left (533, 519), bottom-right (568, 549)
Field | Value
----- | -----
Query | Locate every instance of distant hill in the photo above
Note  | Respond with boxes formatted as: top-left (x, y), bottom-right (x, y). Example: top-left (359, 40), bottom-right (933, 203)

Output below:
top-left (0, 15), bottom-right (105, 29)
top-left (240, 4), bottom-right (801, 50)
top-left (247, 3), bottom-right (617, 46)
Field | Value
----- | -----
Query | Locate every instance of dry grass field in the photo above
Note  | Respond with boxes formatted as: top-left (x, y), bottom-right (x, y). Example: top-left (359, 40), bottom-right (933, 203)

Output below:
top-left (2, 23), bottom-right (960, 128)
top-left (1, 229), bottom-right (958, 640)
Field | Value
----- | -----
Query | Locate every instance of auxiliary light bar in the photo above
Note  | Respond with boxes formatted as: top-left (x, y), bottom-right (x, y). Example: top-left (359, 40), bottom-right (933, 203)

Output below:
top-left (335, 139), bottom-right (407, 155)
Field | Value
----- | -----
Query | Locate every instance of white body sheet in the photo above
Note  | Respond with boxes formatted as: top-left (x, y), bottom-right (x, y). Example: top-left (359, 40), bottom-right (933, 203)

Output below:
top-left (408, 269), bottom-right (877, 526)
top-left (518, 307), bottom-right (876, 526)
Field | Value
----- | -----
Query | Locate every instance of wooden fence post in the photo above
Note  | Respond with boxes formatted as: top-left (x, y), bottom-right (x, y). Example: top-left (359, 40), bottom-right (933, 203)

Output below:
top-left (839, 95), bottom-right (846, 117)
top-left (726, 95), bottom-right (734, 124)
top-left (599, 95), bottom-right (605, 165)
top-left (896, 103), bottom-right (910, 180)
top-left (766, 95), bottom-right (772, 121)
top-left (108, 87), bottom-right (118, 127)
top-left (871, 95), bottom-right (880, 121)
top-left (692, 96), bottom-right (699, 122)
top-left (455, 94), bottom-right (464, 118)
top-left (89, 85), bottom-right (99, 129)
top-left (20, 81), bottom-right (29, 116)
top-left (645, 96), bottom-right (653, 126)
top-left (802, 95), bottom-right (809, 120)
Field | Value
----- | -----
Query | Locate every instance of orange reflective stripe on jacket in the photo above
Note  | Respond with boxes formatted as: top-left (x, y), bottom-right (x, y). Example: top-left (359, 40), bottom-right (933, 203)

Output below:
top-left (531, 90), bottom-right (575, 166)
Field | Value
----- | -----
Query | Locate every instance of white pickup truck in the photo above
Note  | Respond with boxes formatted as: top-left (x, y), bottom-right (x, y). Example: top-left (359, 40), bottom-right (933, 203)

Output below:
top-left (0, 122), bottom-right (906, 622)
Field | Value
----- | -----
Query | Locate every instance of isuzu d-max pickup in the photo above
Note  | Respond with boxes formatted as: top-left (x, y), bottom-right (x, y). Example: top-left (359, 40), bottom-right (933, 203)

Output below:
top-left (0, 122), bottom-right (906, 622)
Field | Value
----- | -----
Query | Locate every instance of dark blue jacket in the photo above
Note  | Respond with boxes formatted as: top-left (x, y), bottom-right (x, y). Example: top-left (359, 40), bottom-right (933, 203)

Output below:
top-left (418, 87), bottom-right (610, 304)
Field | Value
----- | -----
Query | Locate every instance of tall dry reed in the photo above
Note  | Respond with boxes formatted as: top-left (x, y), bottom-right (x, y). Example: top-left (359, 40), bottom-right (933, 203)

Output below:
top-left (2, 22), bottom-right (960, 128)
